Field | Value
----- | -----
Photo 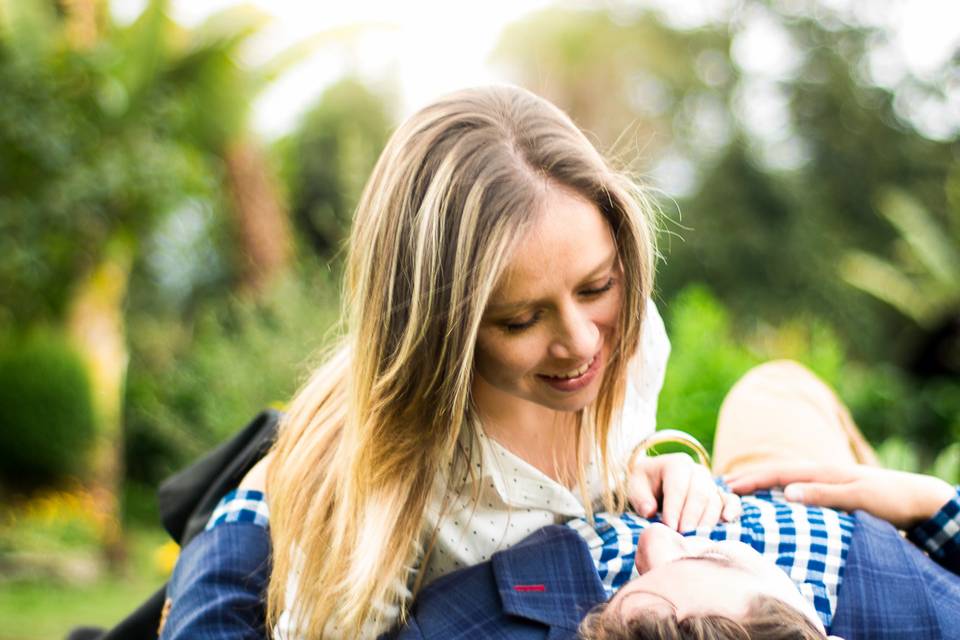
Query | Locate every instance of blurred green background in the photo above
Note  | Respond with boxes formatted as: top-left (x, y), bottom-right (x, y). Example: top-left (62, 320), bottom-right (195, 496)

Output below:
top-left (1, 0), bottom-right (957, 638)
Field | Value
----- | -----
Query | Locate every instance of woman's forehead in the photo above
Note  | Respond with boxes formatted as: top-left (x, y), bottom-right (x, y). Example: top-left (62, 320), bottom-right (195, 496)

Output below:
top-left (489, 189), bottom-right (616, 301)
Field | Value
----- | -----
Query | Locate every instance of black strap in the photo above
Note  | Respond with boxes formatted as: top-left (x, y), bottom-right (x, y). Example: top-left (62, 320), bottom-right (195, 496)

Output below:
top-left (158, 409), bottom-right (281, 546)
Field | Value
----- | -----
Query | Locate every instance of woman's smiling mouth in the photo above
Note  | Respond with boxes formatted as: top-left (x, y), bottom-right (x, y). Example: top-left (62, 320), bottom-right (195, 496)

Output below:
top-left (538, 352), bottom-right (602, 392)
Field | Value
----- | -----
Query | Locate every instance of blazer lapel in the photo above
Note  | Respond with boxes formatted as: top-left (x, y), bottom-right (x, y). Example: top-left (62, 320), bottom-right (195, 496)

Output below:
top-left (492, 524), bottom-right (607, 634)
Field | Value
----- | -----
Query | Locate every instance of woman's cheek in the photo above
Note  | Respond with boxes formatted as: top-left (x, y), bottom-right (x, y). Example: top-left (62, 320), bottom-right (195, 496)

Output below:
top-left (507, 337), bottom-right (546, 380)
top-left (474, 332), bottom-right (516, 383)
top-left (475, 332), bottom-right (542, 386)
top-left (597, 291), bottom-right (622, 337)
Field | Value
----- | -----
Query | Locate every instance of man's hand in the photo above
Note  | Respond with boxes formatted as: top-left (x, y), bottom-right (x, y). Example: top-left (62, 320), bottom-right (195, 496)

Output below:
top-left (629, 453), bottom-right (741, 532)
top-left (725, 463), bottom-right (956, 529)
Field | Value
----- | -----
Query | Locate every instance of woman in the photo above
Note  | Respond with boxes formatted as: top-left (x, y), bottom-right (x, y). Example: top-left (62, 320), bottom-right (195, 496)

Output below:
top-left (240, 85), bottom-right (739, 638)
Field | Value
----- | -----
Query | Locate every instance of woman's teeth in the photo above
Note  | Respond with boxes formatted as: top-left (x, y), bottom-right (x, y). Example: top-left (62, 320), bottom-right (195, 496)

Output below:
top-left (549, 356), bottom-right (594, 379)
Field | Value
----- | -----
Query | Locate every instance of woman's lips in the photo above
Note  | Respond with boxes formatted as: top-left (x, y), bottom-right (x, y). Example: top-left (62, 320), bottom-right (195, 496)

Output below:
top-left (537, 352), bottom-right (602, 392)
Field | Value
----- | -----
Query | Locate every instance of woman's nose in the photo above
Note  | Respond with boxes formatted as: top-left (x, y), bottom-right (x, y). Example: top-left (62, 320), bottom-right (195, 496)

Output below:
top-left (634, 523), bottom-right (686, 574)
top-left (548, 306), bottom-right (599, 361)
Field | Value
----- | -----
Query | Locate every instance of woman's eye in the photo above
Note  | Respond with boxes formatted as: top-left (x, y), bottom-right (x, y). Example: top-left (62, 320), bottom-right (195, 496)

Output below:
top-left (581, 277), bottom-right (615, 297)
top-left (503, 311), bottom-right (541, 333)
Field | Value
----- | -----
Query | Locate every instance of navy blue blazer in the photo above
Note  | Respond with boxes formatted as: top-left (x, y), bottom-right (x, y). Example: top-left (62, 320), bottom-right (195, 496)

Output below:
top-left (161, 522), bottom-right (271, 640)
top-left (162, 512), bottom-right (960, 640)
top-left (831, 511), bottom-right (960, 639)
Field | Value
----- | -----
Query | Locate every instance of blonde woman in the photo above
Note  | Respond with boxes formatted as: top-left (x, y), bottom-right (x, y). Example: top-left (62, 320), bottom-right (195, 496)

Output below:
top-left (172, 85), bottom-right (740, 639)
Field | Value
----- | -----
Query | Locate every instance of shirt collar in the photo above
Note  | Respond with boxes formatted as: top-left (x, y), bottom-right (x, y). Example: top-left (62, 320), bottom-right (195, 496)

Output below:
top-left (492, 524), bottom-right (607, 631)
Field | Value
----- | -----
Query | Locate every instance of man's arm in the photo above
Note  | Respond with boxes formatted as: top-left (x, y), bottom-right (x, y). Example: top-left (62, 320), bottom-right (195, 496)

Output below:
top-left (725, 464), bottom-right (960, 574)
top-left (160, 491), bottom-right (271, 640)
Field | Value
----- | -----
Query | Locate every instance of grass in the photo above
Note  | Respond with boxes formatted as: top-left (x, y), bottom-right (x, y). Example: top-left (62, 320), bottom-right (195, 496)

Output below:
top-left (0, 526), bottom-right (172, 640)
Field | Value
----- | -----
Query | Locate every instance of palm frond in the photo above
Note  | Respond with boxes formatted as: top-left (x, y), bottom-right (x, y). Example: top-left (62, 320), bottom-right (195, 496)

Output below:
top-left (840, 251), bottom-right (938, 327)
top-left (877, 188), bottom-right (960, 288)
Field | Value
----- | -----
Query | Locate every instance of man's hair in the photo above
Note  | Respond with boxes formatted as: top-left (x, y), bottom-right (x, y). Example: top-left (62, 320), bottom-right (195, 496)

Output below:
top-left (578, 594), bottom-right (827, 639)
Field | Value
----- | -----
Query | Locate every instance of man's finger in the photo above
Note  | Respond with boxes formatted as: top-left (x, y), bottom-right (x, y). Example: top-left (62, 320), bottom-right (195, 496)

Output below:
top-left (724, 471), bottom-right (787, 495)
top-left (725, 463), bottom-right (847, 494)
top-left (783, 482), bottom-right (859, 512)
top-left (723, 460), bottom-right (820, 483)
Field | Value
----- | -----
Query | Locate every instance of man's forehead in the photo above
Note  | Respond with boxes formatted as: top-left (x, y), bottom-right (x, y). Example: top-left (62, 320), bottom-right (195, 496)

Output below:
top-left (615, 556), bottom-right (756, 616)
top-left (614, 587), bottom-right (678, 616)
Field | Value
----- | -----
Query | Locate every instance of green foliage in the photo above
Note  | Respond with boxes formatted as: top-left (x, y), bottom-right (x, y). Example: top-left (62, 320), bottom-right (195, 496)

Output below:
top-left (282, 77), bottom-right (395, 257)
top-left (123, 268), bottom-right (341, 489)
top-left (932, 443), bottom-right (960, 485)
top-left (0, 0), bottom-right (230, 328)
top-left (657, 286), bottom-right (759, 453)
top-left (841, 188), bottom-right (960, 324)
top-left (663, 16), bottom-right (956, 359)
top-left (837, 364), bottom-right (960, 456)
top-left (657, 285), bottom-right (959, 465)
top-left (0, 0), bottom-right (325, 328)
top-left (0, 331), bottom-right (95, 486)
top-left (840, 187), bottom-right (960, 377)
top-left (879, 435), bottom-right (960, 485)
top-left (495, 1), bottom-right (958, 480)
top-left (0, 486), bottom-right (102, 555)
top-left (0, 526), bottom-right (170, 640)
top-left (495, 2), bottom-right (958, 366)
top-left (493, 7), bottom-right (728, 156)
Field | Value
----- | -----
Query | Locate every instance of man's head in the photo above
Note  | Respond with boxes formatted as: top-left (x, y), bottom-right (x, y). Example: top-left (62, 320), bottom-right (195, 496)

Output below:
top-left (579, 595), bottom-right (825, 639)
top-left (579, 523), bottom-right (829, 639)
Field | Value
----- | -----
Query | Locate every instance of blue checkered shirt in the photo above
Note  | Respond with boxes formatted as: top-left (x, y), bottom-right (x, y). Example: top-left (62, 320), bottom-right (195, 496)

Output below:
top-left (204, 488), bottom-right (270, 530)
top-left (205, 486), bottom-right (960, 629)
top-left (909, 489), bottom-right (960, 575)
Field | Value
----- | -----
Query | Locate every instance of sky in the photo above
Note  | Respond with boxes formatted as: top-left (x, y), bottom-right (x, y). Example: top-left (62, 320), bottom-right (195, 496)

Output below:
top-left (111, 0), bottom-right (960, 140)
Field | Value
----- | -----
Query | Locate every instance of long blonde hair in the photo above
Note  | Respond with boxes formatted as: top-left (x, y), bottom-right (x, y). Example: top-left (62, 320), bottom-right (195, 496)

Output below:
top-left (266, 85), bottom-right (657, 637)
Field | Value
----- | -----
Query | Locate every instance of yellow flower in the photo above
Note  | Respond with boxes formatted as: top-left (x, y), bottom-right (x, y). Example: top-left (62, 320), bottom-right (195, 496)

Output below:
top-left (154, 540), bottom-right (181, 576)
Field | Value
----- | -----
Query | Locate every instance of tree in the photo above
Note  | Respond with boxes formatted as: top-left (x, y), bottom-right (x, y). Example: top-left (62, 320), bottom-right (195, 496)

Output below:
top-left (0, 0), bottom-right (311, 566)
top-left (842, 187), bottom-right (960, 377)
top-left (281, 77), bottom-right (395, 258)
top-left (493, 1), bottom-right (958, 363)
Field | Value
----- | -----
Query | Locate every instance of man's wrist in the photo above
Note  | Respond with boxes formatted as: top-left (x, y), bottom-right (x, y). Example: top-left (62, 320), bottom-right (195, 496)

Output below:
top-left (908, 475), bottom-right (957, 527)
top-left (205, 488), bottom-right (270, 531)
top-left (908, 484), bottom-right (960, 562)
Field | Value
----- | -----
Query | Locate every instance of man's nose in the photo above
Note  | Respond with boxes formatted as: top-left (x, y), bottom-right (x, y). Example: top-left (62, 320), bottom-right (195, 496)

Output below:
top-left (634, 523), bottom-right (686, 574)
top-left (548, 305), bottom-right (599, 361)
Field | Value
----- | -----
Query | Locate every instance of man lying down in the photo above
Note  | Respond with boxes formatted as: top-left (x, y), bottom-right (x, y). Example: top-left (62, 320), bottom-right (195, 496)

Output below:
top-left (160, 461), bottom-right (960, 640)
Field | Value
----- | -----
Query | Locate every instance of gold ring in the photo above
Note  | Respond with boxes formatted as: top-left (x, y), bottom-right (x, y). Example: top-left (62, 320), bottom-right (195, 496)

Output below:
top-left (630, 429), bottom-right (711, 469)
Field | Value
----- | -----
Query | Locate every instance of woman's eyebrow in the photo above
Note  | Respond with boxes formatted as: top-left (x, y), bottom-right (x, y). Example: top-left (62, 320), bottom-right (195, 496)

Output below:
top-left (578, 251), bottom-right (618, 283)
top-left (486, 251), bottom-right (618, 314)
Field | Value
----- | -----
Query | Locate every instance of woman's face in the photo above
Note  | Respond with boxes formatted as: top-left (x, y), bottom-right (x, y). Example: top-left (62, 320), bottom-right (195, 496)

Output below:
top-left (473, 183), bottom-right (622, 415)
